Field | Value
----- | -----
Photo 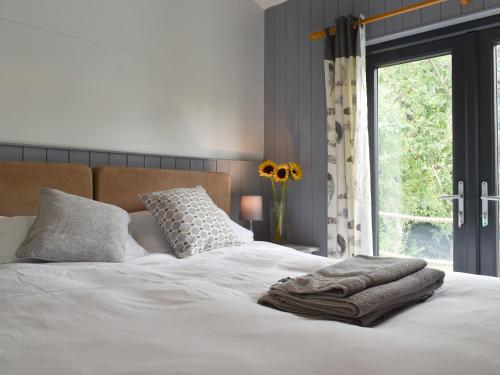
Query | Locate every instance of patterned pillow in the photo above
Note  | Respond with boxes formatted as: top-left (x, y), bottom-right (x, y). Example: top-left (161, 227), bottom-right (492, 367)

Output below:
top-left (139, 186), bottom-right (240, 258)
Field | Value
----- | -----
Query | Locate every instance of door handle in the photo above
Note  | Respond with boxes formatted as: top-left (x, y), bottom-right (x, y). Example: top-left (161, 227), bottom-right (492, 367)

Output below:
top-left (480, 181), bottom-right (500, 227)
top-left (439, 181), bottom-right (464, 228)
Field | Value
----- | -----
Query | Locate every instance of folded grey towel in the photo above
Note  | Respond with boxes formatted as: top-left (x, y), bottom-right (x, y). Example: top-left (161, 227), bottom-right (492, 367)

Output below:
top-left (258, 267), bottom-right (444, 327)
top-left (260, 276), bottom-right (443, 327)
top-left (283, 255), bottom-right (427, 297)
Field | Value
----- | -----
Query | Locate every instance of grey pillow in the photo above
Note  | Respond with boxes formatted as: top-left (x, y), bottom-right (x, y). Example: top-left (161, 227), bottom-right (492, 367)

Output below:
top-left (139, 186), bottom-right (240, 258)
top-left (16, 188), bottom-right (130, 262)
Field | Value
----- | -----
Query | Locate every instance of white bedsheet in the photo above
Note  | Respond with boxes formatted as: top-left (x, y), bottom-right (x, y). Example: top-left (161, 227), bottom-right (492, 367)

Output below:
top-left (1, 241), bottom-right (499, 375)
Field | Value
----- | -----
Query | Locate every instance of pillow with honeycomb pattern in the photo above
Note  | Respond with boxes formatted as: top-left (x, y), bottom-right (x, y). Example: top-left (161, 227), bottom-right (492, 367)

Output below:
top-left (139, 186), bottom-right (240, 258)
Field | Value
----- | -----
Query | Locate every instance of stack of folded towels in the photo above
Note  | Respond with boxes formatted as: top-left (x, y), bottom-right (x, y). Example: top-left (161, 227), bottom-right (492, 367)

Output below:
top-left (258, 255), bottom-right (445, 327)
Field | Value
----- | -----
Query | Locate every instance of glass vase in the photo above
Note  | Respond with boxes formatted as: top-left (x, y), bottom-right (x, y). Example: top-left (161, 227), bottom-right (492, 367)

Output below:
top-left (270, 201), bottom-right (287, 243)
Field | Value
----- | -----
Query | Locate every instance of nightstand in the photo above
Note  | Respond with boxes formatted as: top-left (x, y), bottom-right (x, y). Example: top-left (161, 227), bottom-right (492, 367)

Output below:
top-left (284, 244), bottom-right (319, 254)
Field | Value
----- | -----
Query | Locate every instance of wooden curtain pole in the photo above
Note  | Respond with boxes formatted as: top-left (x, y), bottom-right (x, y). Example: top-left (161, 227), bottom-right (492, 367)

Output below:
top-left (310, 0), bottom-right (471, 41)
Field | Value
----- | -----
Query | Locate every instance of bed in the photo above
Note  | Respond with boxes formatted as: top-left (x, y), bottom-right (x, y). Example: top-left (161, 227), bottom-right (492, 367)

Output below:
top-left (1, 162), bottom-right (500, 375)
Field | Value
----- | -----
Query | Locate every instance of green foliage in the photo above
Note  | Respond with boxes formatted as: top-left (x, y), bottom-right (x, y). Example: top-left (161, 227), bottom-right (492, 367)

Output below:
top-left (377, 55), bottom-right (453, 260)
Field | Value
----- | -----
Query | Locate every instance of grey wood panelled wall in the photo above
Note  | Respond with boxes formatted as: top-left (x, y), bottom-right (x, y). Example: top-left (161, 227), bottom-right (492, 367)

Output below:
top-left (0, 143), bottom-right (264, 240)
top-left (265, 0), bottom-right (500, 256)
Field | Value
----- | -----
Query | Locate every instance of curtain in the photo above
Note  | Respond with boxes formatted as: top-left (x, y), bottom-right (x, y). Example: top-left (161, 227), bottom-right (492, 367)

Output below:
top-left (324, 16), bottom-right (372, 258)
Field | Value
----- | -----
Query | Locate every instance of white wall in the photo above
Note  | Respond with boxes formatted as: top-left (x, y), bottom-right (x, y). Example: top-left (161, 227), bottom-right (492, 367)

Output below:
top-left (0, 0), bottom-right (264, 160)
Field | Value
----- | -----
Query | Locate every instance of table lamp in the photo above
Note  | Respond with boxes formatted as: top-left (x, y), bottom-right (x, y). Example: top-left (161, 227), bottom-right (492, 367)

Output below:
top-left (240, 195), bottom-right (263, 232)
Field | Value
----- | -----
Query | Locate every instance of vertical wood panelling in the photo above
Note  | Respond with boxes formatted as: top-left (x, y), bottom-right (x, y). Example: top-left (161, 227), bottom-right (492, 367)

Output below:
top-left (145, 156), bottom-right (161, 169)
top-left (274, 4), bottom-right (287, 165)
top-left (337, 0), bottom-right (352, 15)
top-left (47, 149), bottom-right (68, 163)
top-left (216, 160), bottom-right (230, 174)
top-left (240, 162), bottom-right (265, 239)
top-left (240, 163), bottom-right (261, 195)
top-left (264, 0), bottom-right (500, 256)
top-left (286, 0), bottom-right (300, 244)
top-left (441, 0), bottom-right (462, 19)
top-left (298, 0), bottom-right (314, 246)
top-left (203, 160), bottom-right (217, 172)
top-left (161, 157), bottom-right (175, 169)
top-left (462, 0), bottom-right (484, 14)
top-left (175, 157), bottom-right (190, 170)
top-left (190, 159), bottom-right (204, 171)
top-left (264, 9), bottom-right (276, 163)
top-left (69, 150), bottom-right (89, 165)
top-left (264, 8), bottom-right (276, 241)
top-left (0, 143), bottom-right (252, 223)
top-left (90, 152), bottom-right (109, 168)
top-left (324, 0), bottom-right (337, 26)
top-left (311, 0), bottom-right (328, 256)
top-left (321, 0), bottom-right (336, 33)
top-left (485, 0), bottom-right (500, 8)
top-left (127, 155), bottom-right (145, 168)
top-left (217, 159), bottom-right (231, 217)
top-left (385, 0), bottom-right (403, 33)
top-left (0, 145), bottom-right (22, 161)
top-left (403, 0), bottom-right (422, 28)
top-left (109, 153), bottom-right (127, 167)
top-left (267, 0), bottom-right (500, 47)
top-left (353, 0), bottom-right (370, 17)
top-left (421, 3), bottom-right (441, 24)
top-left (368, 0), bottom-right (386, 38)
top-left (229, 161), bottom-right (241, 220)
top-left (325, 0), bottom-right (339, 23)
top-left (24, 147), bottom-right (47, 163)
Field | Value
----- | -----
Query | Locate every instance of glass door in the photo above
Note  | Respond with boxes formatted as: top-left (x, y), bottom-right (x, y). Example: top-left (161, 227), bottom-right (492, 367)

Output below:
top-left (368, 35), bottom-right (478, 274)
top-left (376, 55), bottom-right (453, 272)
top-left (478, 27), bottom-right (500, 277)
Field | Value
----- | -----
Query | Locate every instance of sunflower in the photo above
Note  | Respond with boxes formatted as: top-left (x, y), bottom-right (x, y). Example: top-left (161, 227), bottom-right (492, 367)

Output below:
top-left (288, 162), bottom-right (303, 181)
top-left (273, 164), bottom-right (289, 183)
top-left (258, 160), bottom-right (277, 178)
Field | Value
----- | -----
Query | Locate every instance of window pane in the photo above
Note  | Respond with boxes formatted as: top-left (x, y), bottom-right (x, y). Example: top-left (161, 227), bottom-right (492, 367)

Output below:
top-left (377, 55), bottom-right (453, 272)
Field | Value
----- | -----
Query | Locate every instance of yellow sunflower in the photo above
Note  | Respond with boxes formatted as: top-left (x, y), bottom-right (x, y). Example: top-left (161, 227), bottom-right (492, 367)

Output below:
top-left (258, 160), bottom-right (277, 178)
top-left (288, 162), bottom-right (303, 181)
top-left (273, 164), bottom-right (289, 183)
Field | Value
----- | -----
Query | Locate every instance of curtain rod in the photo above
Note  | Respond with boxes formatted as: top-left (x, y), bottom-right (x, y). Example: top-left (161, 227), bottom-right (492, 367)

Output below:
top-left (310, 0), bottom-right (471, 41)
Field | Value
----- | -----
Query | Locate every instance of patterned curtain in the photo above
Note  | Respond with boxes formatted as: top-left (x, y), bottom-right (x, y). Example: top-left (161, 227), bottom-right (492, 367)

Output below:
top-left (324, 16), bottom-right (372, 259)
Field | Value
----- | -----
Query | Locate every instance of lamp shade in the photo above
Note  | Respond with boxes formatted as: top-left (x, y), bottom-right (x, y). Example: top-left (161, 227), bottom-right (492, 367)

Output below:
top-left (239, 195), bottom-right (263, 221)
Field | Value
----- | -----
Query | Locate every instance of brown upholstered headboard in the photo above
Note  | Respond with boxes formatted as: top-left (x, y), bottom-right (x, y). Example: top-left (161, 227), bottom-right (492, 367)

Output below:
top-left (0, 163), bottom-right (231, 216)
top-left (0, 162), bottom-right (93, 216)
top-left (93, 166), bottom-right (231, 213)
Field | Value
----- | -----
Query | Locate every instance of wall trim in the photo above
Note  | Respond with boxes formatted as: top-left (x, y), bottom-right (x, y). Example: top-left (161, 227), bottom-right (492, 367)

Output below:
top-left (367, 6), bottom-right (500, 46)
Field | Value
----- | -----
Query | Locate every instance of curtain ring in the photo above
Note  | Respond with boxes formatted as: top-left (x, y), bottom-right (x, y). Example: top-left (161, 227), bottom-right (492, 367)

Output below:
top-left (358, 14), bottom-right (366, 29)
top-left (352, 21), bottom-right (365, 30)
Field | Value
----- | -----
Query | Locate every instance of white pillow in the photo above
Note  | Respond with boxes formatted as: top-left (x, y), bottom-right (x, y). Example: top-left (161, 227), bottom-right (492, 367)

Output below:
top-left (0, 216), bottom-right (36, 264)
top-left (124, 233), bottom-right (148, 259)
top-left (1, 212), bottom-right (251, 264)
top-left (129, 211), bottom-right (253, 254)
top-left (230, 220), bottom-right (254, 243)
top-left (129, 211), bottom-right (174, 254)
top-left (0, 215), bottom-right (146, 263)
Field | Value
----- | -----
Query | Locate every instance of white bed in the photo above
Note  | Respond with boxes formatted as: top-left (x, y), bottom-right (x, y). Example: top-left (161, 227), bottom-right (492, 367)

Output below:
top-left (1, 241), bottom-right (500, 375)
top-left (1, 162), bottom-right (499, 374)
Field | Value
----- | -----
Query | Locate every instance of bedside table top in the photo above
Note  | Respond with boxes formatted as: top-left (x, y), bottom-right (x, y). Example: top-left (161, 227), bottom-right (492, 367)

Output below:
top-left (284, 244), bottom-right (319, 254)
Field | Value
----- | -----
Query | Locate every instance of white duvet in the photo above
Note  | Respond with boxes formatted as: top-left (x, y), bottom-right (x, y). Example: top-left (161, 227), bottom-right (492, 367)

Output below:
top-left (1, 241), bottom-right (500, 375)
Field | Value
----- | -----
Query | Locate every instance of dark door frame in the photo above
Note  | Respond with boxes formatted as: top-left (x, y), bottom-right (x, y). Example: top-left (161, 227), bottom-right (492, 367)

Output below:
top-left (477, 26), bottom-right (500, 276)
top-left (364, 17), bottom-right (500, 273)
